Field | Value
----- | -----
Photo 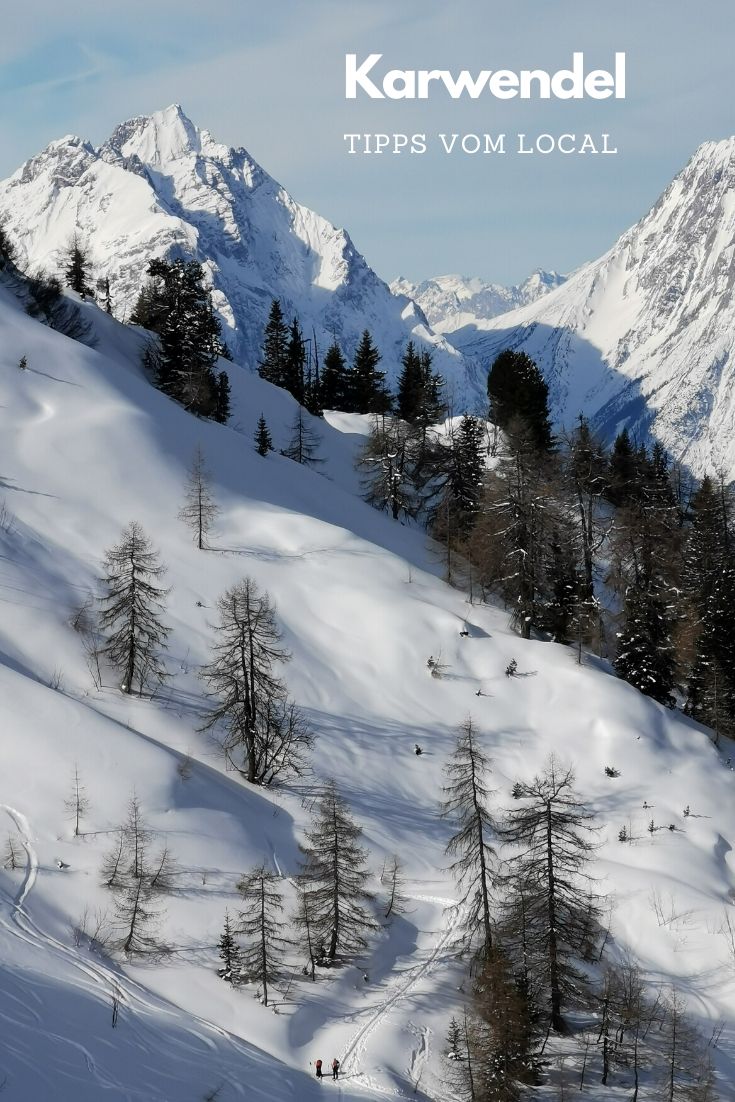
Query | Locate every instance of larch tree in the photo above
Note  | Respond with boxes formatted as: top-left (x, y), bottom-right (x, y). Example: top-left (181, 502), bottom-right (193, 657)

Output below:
top-left (299, 780), bottom-right (377, 962)
top-left (179, 444), bottom-right (219, 550)
top-left (498, 758), bottom-right (601, 1033)
top-left (199, 578), bottom-right (313, 784)
top-left (64, 764), bottom-right (90, 837)
top-left (237, 865), bottom-right (290, 1006)
top-left (98, 522), bottom-right (170, 695)
top-left (281, 406), bottom-right (324, 467)
top-left (441, 717), bottom-right (498, 963)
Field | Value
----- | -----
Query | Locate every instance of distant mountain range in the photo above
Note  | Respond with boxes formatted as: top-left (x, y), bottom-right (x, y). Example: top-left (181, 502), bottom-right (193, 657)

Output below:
top-left (390, 270), bottom-right (567, 332)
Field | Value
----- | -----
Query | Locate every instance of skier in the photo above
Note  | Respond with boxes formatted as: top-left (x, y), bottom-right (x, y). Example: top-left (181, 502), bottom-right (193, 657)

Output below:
top-left (315, 1059), bottom-right (323, 1080)
top-left (414, 743), bottom-right (423, 756)
top-left (332, 1058), bottom-right (340, 1080)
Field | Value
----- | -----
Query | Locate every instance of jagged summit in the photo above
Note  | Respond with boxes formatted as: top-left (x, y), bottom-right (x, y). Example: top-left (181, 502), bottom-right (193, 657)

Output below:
top-left (102, 104), bottom-right (206, 166)
top-left (0, 106), bottom-right (480, 403)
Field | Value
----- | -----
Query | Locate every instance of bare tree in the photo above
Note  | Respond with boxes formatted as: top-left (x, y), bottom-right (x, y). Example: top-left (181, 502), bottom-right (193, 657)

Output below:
top-left (498, 757), bottom-right (601, 1033)
top-left (112, 871), bottom-right (163, 958)
top-left (4, 834), bottom-right (22, 870)
top-left (179, 444), bottom-right (219, 550)
top-left (281, 406), bottom-right (323, 467)
top-left (299, 780), bottom-right (377, 962)
top-left (382, 855), bottom-right (410, 919)
top-left (64, 764), bottom-right (90, 837)
top-left (660, 990), bottom-right (719, 1102)
top-left (148, 845), bottom-right (178, 894)
top-left (200, 579), bottom-right (312, 784)
top-left (101, 829), bottom-right (127, 888)
top-left (237, 865), bottom-right (290, 1006)
top-left (293, 873), bottom-right (318, 979)
top-left (441, 717), bottom-right (498, 962)
top-left (99, 522), bottom-right (170, 695)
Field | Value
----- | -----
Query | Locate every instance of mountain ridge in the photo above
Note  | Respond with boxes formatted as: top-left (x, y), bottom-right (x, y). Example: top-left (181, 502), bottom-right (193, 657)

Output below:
top-left (0, 104), bottom-right (484, 406)
top-left (449, 137), bottom-right (735, 473)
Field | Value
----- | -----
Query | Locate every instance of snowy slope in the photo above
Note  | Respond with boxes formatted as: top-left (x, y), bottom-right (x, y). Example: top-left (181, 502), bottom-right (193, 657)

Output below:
top-left (451, 139), bottom-right (735, 475)
top-left (0, 289), bottom-right (735, 1099)
top-left (0, 105), bottom-right (484, 408)
top-left (391, 270), bottom-right (566, 334)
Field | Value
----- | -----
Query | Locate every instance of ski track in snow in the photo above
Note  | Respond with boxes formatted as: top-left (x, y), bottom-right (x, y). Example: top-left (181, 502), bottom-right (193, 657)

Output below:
top-left (0, 805), bottom-right (253, 1099)
top-left (336, 896), bottom-right (461, 1097)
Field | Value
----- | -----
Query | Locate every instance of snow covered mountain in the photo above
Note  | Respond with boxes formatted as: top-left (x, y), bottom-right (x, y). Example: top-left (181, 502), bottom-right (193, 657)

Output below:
top-left (451, 139), bottom-right (735, 475)
top-left (1, 262), bottom-right (735, 1097)
top-left (0, 104), bottom-right (483, 404)
top-left (391, 269), bottom-right (566, 333)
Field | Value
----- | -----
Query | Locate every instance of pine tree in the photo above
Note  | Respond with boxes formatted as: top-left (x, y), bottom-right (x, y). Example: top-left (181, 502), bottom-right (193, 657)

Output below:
top-left (199, 578), bottom-right (312, 784)
top-left (470, 947), bottom-right (538, 1100)
top-left (415, 348), bottom-right (446, 431)
top-left (565, 416), bottom-right (607, 601)
top-left (683, 476), bottom-right (735, 739)
top-left (614, 581), bottom-right (676, 706)
top-left (142, 258), bottom-right (225, 417)
top-left (179, 445), bottom-right (219, 550)
top-left (254, 415), bottom-right (273, 456)
top-left (96, 276), bottom-right (113, 315)
top-left (539, 525), bottom-right (581, 644)
top-left (0, 219), bottom-right (15, 270)
top-left (237, 865), bottom-right (290, 1005)
top-left (441, 717), bottom-right (498, 962)
top-left (396, 341), bottom-right (424, 422)
top-left (299, 780), bottom-right (377, 961)
top-left (213, 370), bottom-right (231, 424)
top-left (64, 234), bottom-right (94, 298)
top-left (487, 350), bottom-right (553, 452)
top-left (64, 765), bottom-right (90, 837)
top-left (435, 415), bottom-right (485, 537)
top-left (258, 300), bottom-right (289, 388)
top-left (98, 522), bottom-right (169, 695)
top-left (350, 330), bottom-right (392, 414)
top-left (218, 910), bottom-right (243, 984)
top-left (358, 415), bottom-right (416, 520)
top-left (281, 407), bottom-right (324, 467)
top-left (284, 317), bottom-right (306, 404)
top-left (471, 423), bottom-right (554, 639)
top-left (320, 340), bottom-right (351, 410)
top-left (607, 429), bottom-right (638, 507)
top-left (18, 356), bottom-right (27, 371)
top-left (498, 758), bottom-right (601, 1033)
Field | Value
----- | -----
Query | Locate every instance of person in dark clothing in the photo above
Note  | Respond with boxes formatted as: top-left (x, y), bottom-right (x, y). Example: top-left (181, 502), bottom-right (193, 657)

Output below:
top-left (315, 1059), bottom-right (323, 1079)
top-left (332, 1058), bottom-right (340, 1080)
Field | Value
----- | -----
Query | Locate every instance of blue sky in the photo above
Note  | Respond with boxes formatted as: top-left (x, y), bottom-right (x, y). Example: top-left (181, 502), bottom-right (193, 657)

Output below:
top-left (1, 1), bottom-right (733, 285)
